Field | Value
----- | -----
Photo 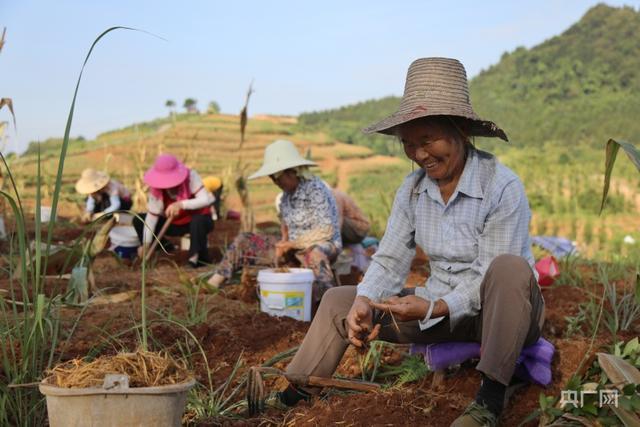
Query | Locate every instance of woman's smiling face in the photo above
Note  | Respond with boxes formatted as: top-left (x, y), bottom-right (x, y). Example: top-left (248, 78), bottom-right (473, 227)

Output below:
top-left (398, 118), bottom-right (468, 184)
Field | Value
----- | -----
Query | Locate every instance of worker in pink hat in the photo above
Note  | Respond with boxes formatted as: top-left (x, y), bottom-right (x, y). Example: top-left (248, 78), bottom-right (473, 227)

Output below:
top-left (133, 154), bottom-right (215, 267)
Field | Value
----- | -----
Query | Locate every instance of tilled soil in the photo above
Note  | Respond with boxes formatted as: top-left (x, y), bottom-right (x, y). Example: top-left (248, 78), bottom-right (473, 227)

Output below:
top-left (0, 218), bottom-right (626, 426)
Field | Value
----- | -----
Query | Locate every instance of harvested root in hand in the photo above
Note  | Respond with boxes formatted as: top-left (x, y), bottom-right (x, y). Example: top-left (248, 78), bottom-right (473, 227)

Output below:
top-left (272, 266), bottom-right (291, 273)
top-left (44, 350), bottom-right (191, 388)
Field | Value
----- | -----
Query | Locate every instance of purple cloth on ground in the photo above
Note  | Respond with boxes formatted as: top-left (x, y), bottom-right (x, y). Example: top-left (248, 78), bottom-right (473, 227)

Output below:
top-left (409, 337), bottom-right (554, 386)
top-left (531, 236), bottom-right (576, 258)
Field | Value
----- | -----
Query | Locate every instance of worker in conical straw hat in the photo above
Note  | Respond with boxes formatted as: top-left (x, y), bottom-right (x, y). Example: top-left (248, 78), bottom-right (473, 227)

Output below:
top-left (272, 58), bottom-right (544, 427)
top-left (206, 139), bottom-right (341, 313)
top-left (75, 168), bottom-right (132, 222)
top-left (132, 154), bottom-right (215, 268)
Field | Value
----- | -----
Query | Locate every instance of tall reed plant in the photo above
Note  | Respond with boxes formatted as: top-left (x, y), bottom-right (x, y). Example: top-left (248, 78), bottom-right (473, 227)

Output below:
top-left (0, 27), bottom-right (146, 425)
top-left (0, 149), bottom-right (60, 426)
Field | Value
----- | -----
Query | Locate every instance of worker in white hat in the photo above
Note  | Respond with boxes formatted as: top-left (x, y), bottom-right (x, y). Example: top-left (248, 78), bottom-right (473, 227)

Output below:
top-left (207, 140), bottom-right (342, 312)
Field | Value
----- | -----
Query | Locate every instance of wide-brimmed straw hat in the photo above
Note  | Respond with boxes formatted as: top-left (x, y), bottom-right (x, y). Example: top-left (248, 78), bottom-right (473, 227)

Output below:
top-left (248, 140), bottom-right (316, 180)
top-left (363, 57), bottom-right (508, 141)
top-left (75, 168), bottom-right (110, 194)
top-left (143, 154), bottom-right (189, 189)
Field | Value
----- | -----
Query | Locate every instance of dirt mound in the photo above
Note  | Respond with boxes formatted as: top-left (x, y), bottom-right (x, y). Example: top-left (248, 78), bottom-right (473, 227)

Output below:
top-left (286, 372), bottom-right (476, 426)
top-left (1, 217), bottom-right (625, 426)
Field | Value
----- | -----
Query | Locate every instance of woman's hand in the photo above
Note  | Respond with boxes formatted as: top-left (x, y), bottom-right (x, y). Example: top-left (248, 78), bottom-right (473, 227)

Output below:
top-left (80, 212), bottom-right (92, 223)
top-left (346, 296), bottom-right (381, 349)
top-left (370, 296), bottom-right (449, 322)
top-left (274, 240), bottom-right (295, 259)
top-left (165, 201), bottom-right (183, 218)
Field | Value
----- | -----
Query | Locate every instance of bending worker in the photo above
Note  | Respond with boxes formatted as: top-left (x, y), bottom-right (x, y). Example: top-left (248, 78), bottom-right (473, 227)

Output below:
top-left (75, 168), bottom-right (132, 221)
top-left (133, 154), bottom-right (214, 268)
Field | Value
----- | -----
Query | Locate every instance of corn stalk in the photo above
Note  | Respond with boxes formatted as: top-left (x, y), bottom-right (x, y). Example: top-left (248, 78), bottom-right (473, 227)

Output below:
top-left (132, 139), bottom-right (148, 211)
top-left (236, 82), bottom-right (255, 233)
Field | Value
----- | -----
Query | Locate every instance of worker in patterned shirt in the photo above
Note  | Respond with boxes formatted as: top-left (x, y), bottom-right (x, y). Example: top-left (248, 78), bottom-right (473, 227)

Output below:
top-left (206, 140), bottom-right (341, 313)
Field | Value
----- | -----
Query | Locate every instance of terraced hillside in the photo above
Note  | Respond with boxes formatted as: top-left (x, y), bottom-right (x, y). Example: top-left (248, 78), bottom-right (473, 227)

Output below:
top-left (9, 113), bottom-right (407, 228)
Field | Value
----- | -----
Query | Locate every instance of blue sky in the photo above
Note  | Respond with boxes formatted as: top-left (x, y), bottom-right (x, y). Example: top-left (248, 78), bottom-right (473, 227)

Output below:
top-left (1, 0), bottom-right (638, 153)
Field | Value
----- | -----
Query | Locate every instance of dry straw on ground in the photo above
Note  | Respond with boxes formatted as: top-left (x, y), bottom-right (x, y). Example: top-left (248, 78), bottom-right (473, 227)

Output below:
top-left (45, 350), bottom-right (191, 388)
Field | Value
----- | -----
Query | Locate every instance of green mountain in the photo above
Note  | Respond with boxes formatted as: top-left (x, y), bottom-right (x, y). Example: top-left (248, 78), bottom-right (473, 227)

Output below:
top-left (299, 4), bottom-right (640, 151)
top-left (298, 97), bottom-right (400, 155)
top-left (471, 3), bottom-right (640, 147)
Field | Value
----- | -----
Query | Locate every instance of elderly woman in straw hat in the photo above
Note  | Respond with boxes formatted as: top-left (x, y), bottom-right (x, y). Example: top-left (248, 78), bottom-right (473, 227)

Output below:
top-left (206, 140), bottom-right (341, 310)
top-left (75, 168), bottom-right (132, 221)
top-left (270, 58), bottom-right (544, 427)
top-left (133, 154), bottom-right (215, 267)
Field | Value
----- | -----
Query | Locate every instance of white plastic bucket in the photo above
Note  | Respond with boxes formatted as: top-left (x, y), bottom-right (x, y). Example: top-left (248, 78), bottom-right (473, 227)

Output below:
top-left (40, 378), bottom-right (195, 427)
top-left (40, 206), bottom-right (52, 223)
top-left (258, 268), bottom-right (314, 322)
top-left (180, 235), bottom-right (190, 251)
top-left (109, 225), bottom-right (140, 248)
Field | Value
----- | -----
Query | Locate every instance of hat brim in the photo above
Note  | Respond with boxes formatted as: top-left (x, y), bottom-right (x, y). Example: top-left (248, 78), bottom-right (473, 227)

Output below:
top-left (363, 110), bottom-right (508, 142)
top-left (144, 164), bottom-right (189, 189)
top-left (75, 175), bottom-right (110, 195)
top-left (248, 158), bottom-right (317, 180)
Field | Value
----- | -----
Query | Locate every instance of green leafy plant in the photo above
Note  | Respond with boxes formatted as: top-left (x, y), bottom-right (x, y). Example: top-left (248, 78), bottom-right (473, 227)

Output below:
top-left (519, 393), bottom-right (563, 426)
top-left (528, 338), bottom-right (640, 426)
top-left (564, 298), bottom-right (599, 338)
top-left (161, 261), bottom-right (211, 326)
top-left (183, 346), bottom-right (299, 424)
top-left (600, 265), bottom-right (640, 338)
top-left (612, 337), bottom-right (640, 368)
top-left (377, 354), bottom-right (429, 387)
top-left (600, 139), bottom-right (640, 213)
top-left (358, 341), bottom-right (388, 382)
top-left (184, 353), bottom-right (246, 423)
top-left (553, 254), bottom-right (589, 287)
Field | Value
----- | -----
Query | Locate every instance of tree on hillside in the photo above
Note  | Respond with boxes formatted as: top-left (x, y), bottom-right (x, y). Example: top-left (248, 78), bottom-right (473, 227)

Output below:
top-left (165, 99), bottom-right (176, 117)
top-left (207, 101), bottom-right (220, 114)
top-left (183, 98), bottom-right (198, 114)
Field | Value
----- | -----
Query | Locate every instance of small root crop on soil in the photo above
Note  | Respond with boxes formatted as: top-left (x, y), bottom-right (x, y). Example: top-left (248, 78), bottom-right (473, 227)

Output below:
top-left (44, 350), bottom-right (191, 388)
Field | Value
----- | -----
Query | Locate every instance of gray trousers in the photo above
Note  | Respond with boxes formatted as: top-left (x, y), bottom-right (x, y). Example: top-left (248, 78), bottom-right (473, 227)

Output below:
top-left (286, 254), bottom-right (545, 386)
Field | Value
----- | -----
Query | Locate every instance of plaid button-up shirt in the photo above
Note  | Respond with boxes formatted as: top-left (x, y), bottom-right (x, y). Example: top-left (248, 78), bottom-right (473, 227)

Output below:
top-left (357, 148), bottom-right (536, 330)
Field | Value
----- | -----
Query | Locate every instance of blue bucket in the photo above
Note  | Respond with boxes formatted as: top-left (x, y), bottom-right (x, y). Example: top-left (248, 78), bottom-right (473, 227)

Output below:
top-left (114, 246), bottom-right (138, 260)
